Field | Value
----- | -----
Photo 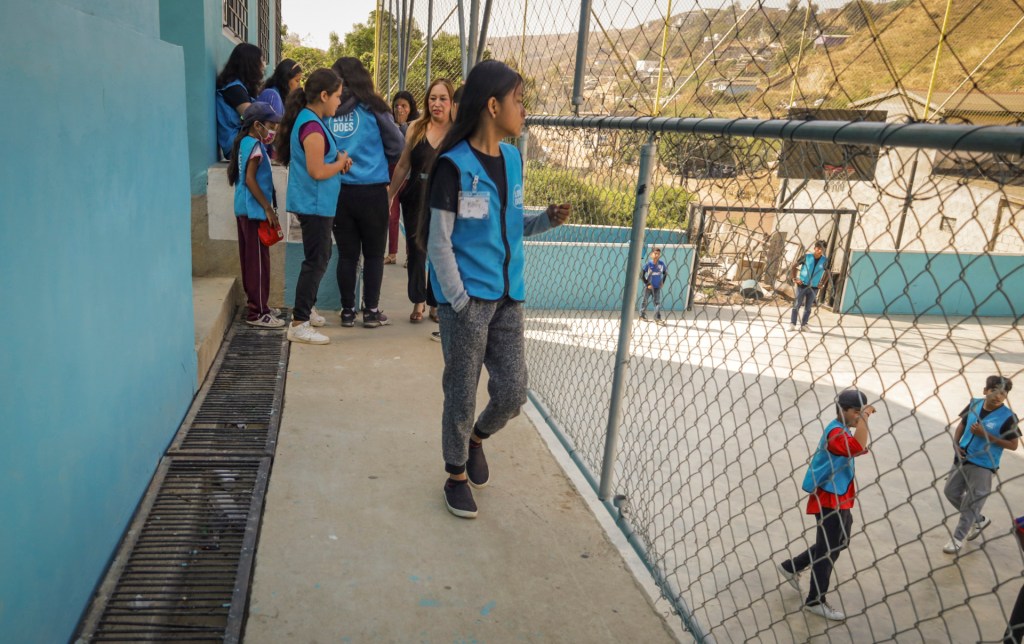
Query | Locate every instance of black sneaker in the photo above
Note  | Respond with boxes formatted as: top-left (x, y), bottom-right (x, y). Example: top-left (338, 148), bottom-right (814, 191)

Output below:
top-left (363, 309), bottom-right (391, 328)
top-left (443, 479), bottom-right (478, 519)
top-left (340, 309), bottom-right (356, 327)
top-left (467, 441), bottom-right (490, 488)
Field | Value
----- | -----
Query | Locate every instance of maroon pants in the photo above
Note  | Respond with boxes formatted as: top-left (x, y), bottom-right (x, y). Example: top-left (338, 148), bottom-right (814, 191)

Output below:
top-left (236, 216), bottom-right (271, 320)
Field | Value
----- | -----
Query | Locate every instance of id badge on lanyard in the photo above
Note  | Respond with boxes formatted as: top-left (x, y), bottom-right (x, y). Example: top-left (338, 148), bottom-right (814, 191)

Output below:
top-left (458, 175), bottom-right (490, 220)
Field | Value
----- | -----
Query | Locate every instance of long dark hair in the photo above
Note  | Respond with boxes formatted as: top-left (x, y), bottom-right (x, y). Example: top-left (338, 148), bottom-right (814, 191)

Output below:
top-left (276, 68), bottom-right (342, 167)
top-left (263, 58), bottom-right (302, 102)
top-left (392, 90), bottom-right (420, 122)
top-left (419, 61), bottom-right (523, 250)
top-left (331, 57), bottom-right (390, 114)
top-left (216, 43), bottom-right (264, 98)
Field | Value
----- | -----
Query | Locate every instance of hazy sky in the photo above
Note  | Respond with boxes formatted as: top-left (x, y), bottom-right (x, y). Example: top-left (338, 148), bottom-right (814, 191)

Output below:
top-left (281, 0), bottom-right (696, 51)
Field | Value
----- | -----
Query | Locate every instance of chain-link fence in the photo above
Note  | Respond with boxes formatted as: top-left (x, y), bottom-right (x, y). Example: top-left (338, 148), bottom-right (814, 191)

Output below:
top-left (370, 0), bottom-right (1024, 640)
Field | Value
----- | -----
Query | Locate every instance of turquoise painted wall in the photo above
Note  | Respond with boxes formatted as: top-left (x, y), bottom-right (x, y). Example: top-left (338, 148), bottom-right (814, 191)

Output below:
top-left (158, 0), bottom-right (279, 195)
top-left (529, 219), bottom-right (687, 245)
top-left (524, 242), bottom-right (694, 311)
top-left (0, 2), bottom-right (196, 642)
top-left (841, 251), bottom-right (1024, 317)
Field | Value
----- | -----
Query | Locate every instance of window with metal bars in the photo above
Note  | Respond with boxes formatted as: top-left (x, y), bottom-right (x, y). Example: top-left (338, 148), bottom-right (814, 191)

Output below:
top-left (258, 0), bottom-right (270, 59)
top-left (223, 0), bottom-right (247, 41)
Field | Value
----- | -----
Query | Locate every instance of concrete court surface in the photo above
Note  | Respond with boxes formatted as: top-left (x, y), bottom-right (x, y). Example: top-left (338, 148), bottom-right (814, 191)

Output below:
top-left (245, 264), bottom-right (680, 643)
top-left (523, 304), bottom-right (1024, 643)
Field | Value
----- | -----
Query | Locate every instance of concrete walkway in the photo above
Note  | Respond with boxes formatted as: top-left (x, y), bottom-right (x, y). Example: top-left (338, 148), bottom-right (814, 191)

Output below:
top-left (245, 262), bottom-right (679, 642)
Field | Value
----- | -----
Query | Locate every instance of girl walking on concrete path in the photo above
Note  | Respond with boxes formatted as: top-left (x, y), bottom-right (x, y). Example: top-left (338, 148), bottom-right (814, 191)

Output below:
top-left (277, 68), bottom-right (352, 345)
top-left (778, 388), bottom-right (875, 621)
top-left (425, 60), bottom-right (571, 518)
top-left (388, 78), bottom-right (454, 324)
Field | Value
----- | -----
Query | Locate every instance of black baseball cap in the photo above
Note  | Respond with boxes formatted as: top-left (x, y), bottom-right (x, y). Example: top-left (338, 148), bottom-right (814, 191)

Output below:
top-left (837, 388), bottom-right (867, 410)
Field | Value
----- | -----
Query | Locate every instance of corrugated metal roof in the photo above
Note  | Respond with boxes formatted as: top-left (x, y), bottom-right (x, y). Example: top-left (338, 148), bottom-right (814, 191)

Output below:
top-left (851, 88), bottom-right (1024, 115)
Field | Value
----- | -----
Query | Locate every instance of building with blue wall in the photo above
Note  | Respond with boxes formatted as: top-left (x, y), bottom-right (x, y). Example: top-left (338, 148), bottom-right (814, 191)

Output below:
top-left (0, 1), bottom-right (278, 641)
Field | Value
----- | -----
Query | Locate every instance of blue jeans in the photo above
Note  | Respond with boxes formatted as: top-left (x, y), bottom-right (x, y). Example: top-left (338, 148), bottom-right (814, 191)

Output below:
top-left (791, 285), bottom-right (817, 326)
top-left (641, 286), bottom-right (662, 317)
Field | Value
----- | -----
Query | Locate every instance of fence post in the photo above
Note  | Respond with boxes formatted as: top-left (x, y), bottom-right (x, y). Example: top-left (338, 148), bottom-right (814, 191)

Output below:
top-left (424, 0), bottom-right (433, 90)
top-left (517, 127), bottom-right (529, 162)
top-left (598, 134), bottom-right (656, 501)
top-left (571, 0), bottom-right (593, 115)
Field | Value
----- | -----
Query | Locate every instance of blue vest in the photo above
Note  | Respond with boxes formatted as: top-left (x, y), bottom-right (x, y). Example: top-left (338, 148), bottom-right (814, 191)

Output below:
top-left (234, 136), bottom-right (275, 220)
top-left (286, 108), bottom-right (341, 217)
top-left (216, 79), bottom-right (250, 157)
top-left (430, 141), bottom-right (525, 303)
top-left (802, 419), bottom-right (856, 495)
top-left (799, 253), bottom-right (827, 287)
top-left (959, 398), bottom-right (1016, 470)
top-left (325, 104), bottom-right (390, 185)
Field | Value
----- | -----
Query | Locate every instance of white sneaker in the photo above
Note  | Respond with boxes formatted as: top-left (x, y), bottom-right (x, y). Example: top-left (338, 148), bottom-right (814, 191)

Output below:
top-left (287, 321), bottom-right (329, 345)
top-left (430, 331), bottom-right (442, 343)
top-left (246, 313), bottom-right (285, 328)
top-left (943, 538), bottom-right (963, 554)
top-left (789, 324), bottom-right (797, 331)
top-left (269, 307), bottom-right (282, 317)
top-left (800, 325), bottom-right (809, 332)
top-left (309, 307), bottom-right (326, 327)
top-left (966, 516), bottom-right (991, 541)
top-left (804, 601), bottom-right (845, 621)
top-left (778, 563), bottom-right (800, 591)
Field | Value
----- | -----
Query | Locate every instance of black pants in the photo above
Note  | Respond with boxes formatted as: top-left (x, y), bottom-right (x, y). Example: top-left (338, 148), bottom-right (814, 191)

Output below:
top-left (400, 192), bottom-right (435, 306)
top-left (783, 508), bottom-right (853, 605)
top-left (333, 183), bottom-right (388, 311)
top-left (1005, 583), bottom-right (1024, 643)
top-left (293, 214), bottom-right (334, 322)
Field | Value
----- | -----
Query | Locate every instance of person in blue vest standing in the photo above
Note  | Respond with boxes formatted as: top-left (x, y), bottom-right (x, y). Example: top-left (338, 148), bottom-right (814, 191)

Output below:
top-left (327, 58), bottom-right (405, 328)
top-left (790, 240), bottom-right (828, 332)
top-left (426, 60), bottom-right (571, 519)
top-left (639, 246), bottom-right (668, 323)
top-left (226, 102), bottom-right (284, 328)
top-left (943, 376), bottom-right (1019, 555)
top-left (216, 43), bottom-right (265, 160)
top-left (778, 388), bottom-right (875, 621)
top-left (277, 68), bottom-right (352, 345)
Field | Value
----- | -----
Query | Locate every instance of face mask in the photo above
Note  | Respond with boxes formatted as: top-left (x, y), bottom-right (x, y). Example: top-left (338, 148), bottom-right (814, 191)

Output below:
top-left (261, 130), bottom-right (277, 145)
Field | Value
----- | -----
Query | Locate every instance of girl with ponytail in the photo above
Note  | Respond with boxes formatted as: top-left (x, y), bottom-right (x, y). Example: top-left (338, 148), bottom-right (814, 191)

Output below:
top-left (280, 68), bottom-right (353, 345)
top-left (227, 102), bottom-right (284, 328)
top-left (425, 60), bottom-right (572, 519)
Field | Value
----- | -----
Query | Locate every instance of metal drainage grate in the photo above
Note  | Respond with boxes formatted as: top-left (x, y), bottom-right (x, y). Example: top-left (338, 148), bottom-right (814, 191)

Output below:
top-left (169, 319), bottom-right (289, 456)
top-left (76, 458), bottom-right (270, 643)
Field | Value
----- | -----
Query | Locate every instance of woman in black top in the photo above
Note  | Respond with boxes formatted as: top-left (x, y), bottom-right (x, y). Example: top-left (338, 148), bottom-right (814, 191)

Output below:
top-left (387, 78), bottom-right (455, 323)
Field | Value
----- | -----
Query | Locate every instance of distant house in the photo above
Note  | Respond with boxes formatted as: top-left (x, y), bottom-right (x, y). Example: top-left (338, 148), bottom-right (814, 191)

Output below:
top-left (710, 77), bottom-right (759, 96)
top-left (813, 34), bottom-right (850, 48)
top-left (850, 88), bottom-right (1024, 126)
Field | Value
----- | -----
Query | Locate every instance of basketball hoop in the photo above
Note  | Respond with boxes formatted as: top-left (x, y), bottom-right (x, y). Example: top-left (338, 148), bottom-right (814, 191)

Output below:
top-left (823, 164), bottom-right (855, 192)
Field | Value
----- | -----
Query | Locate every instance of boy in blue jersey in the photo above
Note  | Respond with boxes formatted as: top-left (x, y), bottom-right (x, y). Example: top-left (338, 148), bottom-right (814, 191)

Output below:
top-left (789, 240), bottom-right (828, 332)
top-left (639, 247), bottom-right (667, 323)
top-left (943, 376), bottom-right (1019, 555)
top-left (778, 388), bottom-right (875, 622)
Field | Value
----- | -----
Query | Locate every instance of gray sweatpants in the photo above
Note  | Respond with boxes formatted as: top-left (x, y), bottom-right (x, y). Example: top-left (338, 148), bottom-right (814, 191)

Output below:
top-left (437, 298), bottom-right (528, 474)
top-left (944, 461), bottom-right (994, 541)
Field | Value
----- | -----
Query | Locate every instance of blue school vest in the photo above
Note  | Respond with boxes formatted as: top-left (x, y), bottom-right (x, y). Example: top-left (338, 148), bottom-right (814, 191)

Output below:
top-left (798, 253), bottom-right (827, 287)
top-left (802, 419), bottom-right (856, 495)
top-left (234, 136), bottom-right (274, 220)
top-left (325, 104), bottom-right (390, 185)
top-left (286, 108), bottom-right (341, 217)
top-left (959, 398), bottom-right (1016, 470)
top-left (216, 79), bottom-right (249, 157)
top-left (429, 141), bottom-right (525, 303)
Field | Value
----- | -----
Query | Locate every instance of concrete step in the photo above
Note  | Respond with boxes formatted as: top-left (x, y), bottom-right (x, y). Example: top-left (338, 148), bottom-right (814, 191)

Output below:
top-left (192, 277), bottom-right (239, 385)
